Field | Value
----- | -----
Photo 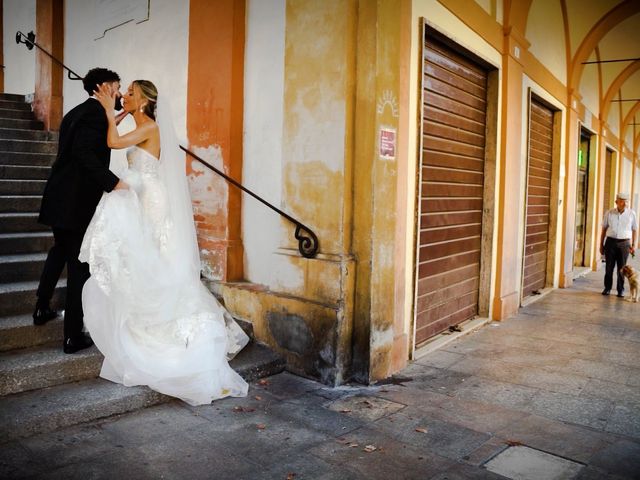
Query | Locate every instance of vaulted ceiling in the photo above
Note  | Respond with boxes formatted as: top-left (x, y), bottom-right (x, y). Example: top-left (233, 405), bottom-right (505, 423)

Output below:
top-left (482, 0), bottom-right (640, 148)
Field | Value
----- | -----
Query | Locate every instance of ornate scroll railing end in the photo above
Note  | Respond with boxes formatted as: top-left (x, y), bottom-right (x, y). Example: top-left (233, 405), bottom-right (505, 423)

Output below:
top-left (15, 31), bottom-right (35, 50)
top-left (67, 70), bottom-right (83, 81)
top-left (15, 30), bottom-right (83, 81)
top-left (294, 223), bottom-right (319, 259)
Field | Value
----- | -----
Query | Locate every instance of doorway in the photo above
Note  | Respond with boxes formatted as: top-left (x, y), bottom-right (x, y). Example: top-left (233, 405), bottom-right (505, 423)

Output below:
top-left (574, 129), bottom-right (592, 268)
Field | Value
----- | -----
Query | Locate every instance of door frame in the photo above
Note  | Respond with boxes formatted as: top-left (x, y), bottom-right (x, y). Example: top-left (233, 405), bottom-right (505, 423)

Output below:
top-left (573, 124), bottom-right (598, 269)
top-left (411, 21), bottom-right (498, 355)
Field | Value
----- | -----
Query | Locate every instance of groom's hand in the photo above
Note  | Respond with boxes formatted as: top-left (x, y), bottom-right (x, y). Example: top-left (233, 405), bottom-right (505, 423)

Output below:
top-left (114, 180), bottom-right (129, 191)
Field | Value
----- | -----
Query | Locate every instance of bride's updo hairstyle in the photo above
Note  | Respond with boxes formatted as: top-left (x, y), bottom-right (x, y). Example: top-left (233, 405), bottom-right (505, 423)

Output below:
top-left (133, 80), bottom-right (158, 120)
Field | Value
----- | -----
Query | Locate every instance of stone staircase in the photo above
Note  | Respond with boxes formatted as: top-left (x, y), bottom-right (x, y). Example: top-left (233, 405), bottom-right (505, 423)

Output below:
top-left (0, 93), bottom-right (285, 442)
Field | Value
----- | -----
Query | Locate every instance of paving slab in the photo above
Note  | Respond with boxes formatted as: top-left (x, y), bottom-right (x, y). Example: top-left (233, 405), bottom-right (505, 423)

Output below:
top-left (269, 393), bottom-right (367, 436)
top-left (484, 445), bottom-right (585, 480)
top-left (324, 394), bottom-right (406, 422)
top-left (525, 389), bottom-right (613, 430)
top-left (494, 414), bottom-right (615, 464)
top-left (449, 376), bottom-right (539, 410)
top-left (371, 408), bottom-right (491, 461)
top-left (404, 396), bottom-right (529, 435)
top-left (587, 439), bottom-right (640, 478)
top-left (605, 403), bottom-right (640, 438)
top-left (308, 426), bottom-right (455, 480)
top-left (370, 383), bottom-right (451, 407)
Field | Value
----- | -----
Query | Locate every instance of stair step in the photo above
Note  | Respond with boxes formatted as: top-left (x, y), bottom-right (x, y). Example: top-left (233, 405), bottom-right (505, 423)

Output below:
top-left (0, 179), bottom-right (46, 195)
top-left (0, 139), bottom-right (57, 154)
top-left (0, 100), bottom-right (30, 111)
top-left (0, 378), bottom-right (169, 442)
top-left (0, 232), bottom-right (53, 254)
top-left (0, 315), bottom-right (63, 352)
top-left (0, 279), bottom-right (66, 317)
top-left (0, 340), bottom-right (283, 440)
top-left (0, 213), bottom-right (48, 233)
top-left (0, 253), bottom-right (48, 283)
top-left (0, 344), bottom-right (103, 396)
top-left (0, 165), bottom-right (50, 180)
top-left (0, 127), bottom-right (57, 141)
top-left (0, 108), bottom-right (35, 120)
top-left (0, 195), bottom-right (42, 213)
top-left (230, 341), bottom-right (286, 382)
top-left (0, 152), bottom-right (55, 166)
top-left (0, 93), bottom-right (26, 102)
top-left (0, 118), bottom-right (43, 130)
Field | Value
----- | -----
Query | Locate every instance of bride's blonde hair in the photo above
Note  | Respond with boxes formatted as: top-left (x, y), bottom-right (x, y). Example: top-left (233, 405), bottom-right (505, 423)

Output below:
top-left (133, 80), bottom-right (158, 120)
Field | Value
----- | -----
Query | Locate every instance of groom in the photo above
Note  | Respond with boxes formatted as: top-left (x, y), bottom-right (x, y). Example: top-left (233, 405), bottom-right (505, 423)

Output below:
top-left (34, 68), bottom-right (129, 354)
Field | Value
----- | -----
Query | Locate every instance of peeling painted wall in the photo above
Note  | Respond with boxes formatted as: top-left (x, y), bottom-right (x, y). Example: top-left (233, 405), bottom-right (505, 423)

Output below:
top-left (3, 0), bottom-right (36, 94)
top-left (242, 0), bottom-right (286, 286)
top-left (188, 145), bottom-right (229, 280)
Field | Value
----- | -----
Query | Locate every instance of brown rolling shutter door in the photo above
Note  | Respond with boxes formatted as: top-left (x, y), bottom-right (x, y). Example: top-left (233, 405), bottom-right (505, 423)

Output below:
top-left (522, 99), bottom-right (553, 298)
top-left (416, 37), bottom-right (488, 347)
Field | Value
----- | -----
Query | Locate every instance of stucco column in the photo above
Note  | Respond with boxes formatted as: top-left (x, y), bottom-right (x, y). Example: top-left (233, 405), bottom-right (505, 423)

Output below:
top-left (186, 0), bottom-right (245, 281)
top-left (492, 29), bottom-right (526, 320)
top-left (592, 123), bottom-right (608, 271)
top-left (350, 0), bottom-right (406, 382)
top-left (631, 129), bottom-right (637, 211)
top-left (33, 0), bottom-right (63, 131)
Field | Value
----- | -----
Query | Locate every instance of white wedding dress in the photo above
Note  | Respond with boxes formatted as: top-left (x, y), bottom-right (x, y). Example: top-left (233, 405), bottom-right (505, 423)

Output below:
top-left (79, 144), bottom-right (249, 406)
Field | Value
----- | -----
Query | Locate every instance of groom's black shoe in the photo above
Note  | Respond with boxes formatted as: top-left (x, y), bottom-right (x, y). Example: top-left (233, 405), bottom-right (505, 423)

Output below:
top-left (33, 306), bottom-right (58, 326)
top-left (63, 334), bottom-right (94, 354)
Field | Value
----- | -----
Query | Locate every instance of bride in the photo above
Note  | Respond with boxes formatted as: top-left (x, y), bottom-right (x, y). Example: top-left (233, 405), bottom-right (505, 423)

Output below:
top-left (79, 80), bottom-right (249, 405)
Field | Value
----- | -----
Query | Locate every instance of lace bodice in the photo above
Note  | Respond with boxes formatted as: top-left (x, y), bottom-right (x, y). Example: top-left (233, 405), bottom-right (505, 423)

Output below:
top-left (127, 146), bottom-right (160, 176)
top-left (122, 146), bottom-right (171, 251)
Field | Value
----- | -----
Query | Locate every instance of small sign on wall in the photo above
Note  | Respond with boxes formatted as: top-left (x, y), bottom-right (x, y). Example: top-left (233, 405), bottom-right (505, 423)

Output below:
top-left (379, 126), bottom-right (396, 160)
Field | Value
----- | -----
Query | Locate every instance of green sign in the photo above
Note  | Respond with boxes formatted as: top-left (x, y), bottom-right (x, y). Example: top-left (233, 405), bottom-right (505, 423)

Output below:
top-left (578, 149), bottom-right (583, 167)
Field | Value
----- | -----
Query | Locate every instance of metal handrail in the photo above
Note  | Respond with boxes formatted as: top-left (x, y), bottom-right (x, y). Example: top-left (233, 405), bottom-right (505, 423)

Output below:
top-left (180, 146), bottom-right (319, 259)
top-left (14, 29), bottom-right (319, 258)
top-left (16, 31), bottom-right (83, 80)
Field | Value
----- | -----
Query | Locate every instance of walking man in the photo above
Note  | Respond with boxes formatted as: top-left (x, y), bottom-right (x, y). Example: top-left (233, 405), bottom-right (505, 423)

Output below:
top-left (600, 192), bottom-right (637, 297)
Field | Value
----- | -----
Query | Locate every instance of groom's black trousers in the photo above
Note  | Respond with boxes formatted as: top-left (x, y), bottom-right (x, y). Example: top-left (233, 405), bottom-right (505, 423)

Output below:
top-left (36, 228), bottom-right (89, 339)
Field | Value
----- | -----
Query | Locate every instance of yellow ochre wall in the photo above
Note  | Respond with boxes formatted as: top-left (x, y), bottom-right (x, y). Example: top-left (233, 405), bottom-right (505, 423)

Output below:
top-left (208, 0), bottom-right (640, 384)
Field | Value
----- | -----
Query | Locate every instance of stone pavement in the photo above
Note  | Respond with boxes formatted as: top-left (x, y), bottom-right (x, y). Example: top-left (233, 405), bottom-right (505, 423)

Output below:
top-left (2, 259), bottom-right (639, 480)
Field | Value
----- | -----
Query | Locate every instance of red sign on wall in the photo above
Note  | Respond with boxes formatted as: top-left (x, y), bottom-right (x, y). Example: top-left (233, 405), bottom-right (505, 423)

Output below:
top-left (379, 127), bottom-right (396, 160)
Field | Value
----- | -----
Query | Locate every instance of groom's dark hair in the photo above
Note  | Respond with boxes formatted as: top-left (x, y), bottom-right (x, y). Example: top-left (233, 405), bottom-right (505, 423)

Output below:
top-left (82, 68), bottom-right (120, 96)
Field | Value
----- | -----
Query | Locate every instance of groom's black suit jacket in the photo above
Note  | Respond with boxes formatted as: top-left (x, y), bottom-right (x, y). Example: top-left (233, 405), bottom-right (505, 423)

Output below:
top-left (39, 98), bottom-right (119, 232)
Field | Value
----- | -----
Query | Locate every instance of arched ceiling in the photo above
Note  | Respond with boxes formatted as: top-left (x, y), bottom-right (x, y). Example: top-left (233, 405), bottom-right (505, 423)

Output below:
top-left (523, 0), bottom-right (640, 145)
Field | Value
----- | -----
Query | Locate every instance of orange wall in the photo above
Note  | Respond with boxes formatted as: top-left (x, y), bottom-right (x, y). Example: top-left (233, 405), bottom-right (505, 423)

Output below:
top-left (33, 0), bottom-right (63, 131)
top-left (186, 0), bottom-right (245, 281)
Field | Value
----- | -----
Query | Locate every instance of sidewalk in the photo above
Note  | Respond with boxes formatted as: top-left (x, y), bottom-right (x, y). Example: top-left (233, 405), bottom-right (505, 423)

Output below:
top-left (2, 260), bottom-right (639, 480)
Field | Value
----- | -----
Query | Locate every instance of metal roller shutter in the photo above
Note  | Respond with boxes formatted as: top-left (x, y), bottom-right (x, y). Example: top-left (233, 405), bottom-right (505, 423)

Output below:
top-left (415, 36), bottom-right (488, 347)
top-left (522, 99), bottom-right (553, 299)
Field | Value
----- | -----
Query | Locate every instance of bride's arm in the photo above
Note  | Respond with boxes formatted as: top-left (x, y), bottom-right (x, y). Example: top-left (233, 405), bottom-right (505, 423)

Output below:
top-left (94, 84), bottom-right (155, 149)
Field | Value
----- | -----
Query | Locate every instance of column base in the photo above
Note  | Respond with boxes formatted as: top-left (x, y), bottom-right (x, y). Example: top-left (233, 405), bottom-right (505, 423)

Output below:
top-left (492, 290), bottom-right (520, 321)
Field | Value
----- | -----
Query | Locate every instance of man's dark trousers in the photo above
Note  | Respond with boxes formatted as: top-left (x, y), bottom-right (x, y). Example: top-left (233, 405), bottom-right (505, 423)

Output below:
top-left (36, 228), bottom-right (89, 338)
top-left (603, 237), bottom-right (631, 293)
top-left (35, 98), bottom-right (119, 341)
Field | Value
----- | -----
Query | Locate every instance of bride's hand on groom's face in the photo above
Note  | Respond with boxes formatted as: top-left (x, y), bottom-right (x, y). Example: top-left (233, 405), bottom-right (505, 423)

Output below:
top-left (94, 83), bottom-right (117, 115)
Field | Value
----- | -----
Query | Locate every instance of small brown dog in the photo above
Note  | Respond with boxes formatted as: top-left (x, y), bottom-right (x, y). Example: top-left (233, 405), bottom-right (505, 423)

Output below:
top-left (620, 265), bottom-right (638, 302)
